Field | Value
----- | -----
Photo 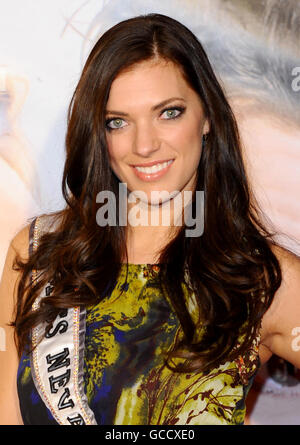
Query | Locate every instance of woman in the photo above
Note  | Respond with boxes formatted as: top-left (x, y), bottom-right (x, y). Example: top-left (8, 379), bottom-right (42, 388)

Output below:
top-left (0, 13), bottom-right (300, 425)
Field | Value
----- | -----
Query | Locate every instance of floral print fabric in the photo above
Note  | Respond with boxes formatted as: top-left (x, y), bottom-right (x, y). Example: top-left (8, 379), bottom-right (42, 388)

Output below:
top-left (17, 263), bottom-right (261, 425)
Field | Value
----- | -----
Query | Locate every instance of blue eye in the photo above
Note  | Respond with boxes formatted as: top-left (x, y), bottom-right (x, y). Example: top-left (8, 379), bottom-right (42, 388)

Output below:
top-left (161, 107), bottom-right (185, 120)
top-left (106, 118), bottom-right (127, 131)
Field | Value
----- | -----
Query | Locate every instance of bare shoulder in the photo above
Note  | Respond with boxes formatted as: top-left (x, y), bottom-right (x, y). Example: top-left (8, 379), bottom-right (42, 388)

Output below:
top-left (10, 223), bottom-right (31, 260)
top-left (259, 243), bottom-right (300, 367)
top-left (0, 222), bottom-right (32, 425)
top-left (0, 223), bottom-right (32, 311)
top-left (262, 244), bottom-right (300, 327)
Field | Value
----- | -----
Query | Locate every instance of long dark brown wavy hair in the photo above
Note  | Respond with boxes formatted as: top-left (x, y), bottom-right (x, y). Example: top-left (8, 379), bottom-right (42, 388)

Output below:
top-left (12, 13), bottom-right (282, 372)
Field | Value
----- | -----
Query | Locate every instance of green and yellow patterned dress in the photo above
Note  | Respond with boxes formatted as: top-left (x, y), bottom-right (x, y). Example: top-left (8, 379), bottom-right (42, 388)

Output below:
top-left (18, 223), bottom-right (261, 425)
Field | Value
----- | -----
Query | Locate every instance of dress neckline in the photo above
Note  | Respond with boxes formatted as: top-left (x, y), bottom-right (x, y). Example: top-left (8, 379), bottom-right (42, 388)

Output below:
top-left (120, 263), bottom-right (162, 266)
top-left (119, 263), bottom-right (164, 269)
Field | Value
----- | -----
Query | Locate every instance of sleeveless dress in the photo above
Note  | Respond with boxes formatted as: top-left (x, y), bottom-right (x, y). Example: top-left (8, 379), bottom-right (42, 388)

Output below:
top-left (17, 215), bottom-right (262, 425)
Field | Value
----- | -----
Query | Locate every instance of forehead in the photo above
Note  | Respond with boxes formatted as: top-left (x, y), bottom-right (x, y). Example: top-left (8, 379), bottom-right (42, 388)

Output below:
top-left (107, 59), bottom-right (195, 104)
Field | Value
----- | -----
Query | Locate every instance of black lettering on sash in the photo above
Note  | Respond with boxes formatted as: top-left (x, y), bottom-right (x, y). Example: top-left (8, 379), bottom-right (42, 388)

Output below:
top-left (58, 387), bottom-right (75, 410)
top-left (45, 320), bottom-right (68, 338)
top-left (59, 309), bottom-right (68, 318)
top-left (45, 280), bottom-right (55, 297)
top-left (49, 369), bottom-right (71, 394)
top-left (67, 413), bottom-right (86, 425)
top-left (46, 348), bottom-right (70, 372)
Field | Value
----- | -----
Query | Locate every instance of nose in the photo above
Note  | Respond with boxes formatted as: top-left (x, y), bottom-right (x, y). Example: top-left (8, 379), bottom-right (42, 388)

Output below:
top-left (132, 120), bottom-right (160, 157)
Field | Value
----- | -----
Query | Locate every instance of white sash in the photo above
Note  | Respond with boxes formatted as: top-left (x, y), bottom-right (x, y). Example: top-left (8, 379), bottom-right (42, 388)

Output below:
top-left (29, 216), bottom-right (98, 425)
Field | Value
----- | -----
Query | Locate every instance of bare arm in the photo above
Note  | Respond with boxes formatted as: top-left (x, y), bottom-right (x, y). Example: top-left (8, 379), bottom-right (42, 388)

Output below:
top-left (260, 244), bottom-right (300, 369)
top-left (0, 224), bottom-right (30, 425)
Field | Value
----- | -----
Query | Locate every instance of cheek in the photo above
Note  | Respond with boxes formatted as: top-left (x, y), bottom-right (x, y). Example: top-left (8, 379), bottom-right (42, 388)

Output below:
top-left (106, 136), bottom-right (115, 159)
top-left (105, 140), bottom-right (119, 175)
top-left (106, 140), bottom-right (122, 170)
top-left (106, 139), bottom-right (130, 182)
top-left (175, 120), bottom-right (202, 154)
top-left (106, 135), bottom-right (128, 161)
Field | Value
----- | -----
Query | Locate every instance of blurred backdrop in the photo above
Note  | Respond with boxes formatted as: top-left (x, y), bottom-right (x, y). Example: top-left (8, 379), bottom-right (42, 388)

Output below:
top-left (0, 0), bottom-right (299, 424)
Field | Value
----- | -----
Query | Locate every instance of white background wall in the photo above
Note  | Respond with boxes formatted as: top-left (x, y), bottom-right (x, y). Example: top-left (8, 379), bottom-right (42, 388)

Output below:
top-left (0, 0), bottom-right (109, 273)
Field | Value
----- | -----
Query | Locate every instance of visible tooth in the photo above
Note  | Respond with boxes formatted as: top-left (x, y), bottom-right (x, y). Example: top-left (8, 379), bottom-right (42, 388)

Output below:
top-left (135, 160), bottom-right (172, 174)
top-left (140, 164), bottom-right (160, 173)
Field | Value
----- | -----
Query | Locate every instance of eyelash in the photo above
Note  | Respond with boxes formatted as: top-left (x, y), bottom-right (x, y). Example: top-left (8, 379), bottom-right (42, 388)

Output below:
top-left (105, 106), bottom-right (186, 131)
top-left (161, 106), bottom-right (186, 121)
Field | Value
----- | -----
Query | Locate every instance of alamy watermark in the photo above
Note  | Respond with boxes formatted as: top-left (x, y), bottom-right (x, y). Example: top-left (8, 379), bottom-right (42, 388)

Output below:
top-left (95, 183), bottom-right (204, 237)
top-left (291, 67), bottom-right (300, 92)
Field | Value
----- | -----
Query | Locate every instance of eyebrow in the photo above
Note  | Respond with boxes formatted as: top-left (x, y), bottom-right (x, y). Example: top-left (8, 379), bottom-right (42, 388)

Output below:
top-left (105, 97), bottom-right (186, 116)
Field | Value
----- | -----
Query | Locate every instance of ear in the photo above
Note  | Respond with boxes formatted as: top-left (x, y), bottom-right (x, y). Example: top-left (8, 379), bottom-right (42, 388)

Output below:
top-left (203, 119), bottom-right (210, 135)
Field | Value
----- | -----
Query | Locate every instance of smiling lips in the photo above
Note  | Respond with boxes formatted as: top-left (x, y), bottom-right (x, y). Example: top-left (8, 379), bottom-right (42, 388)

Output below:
top-left (131, 159), bottom-right (174, 181)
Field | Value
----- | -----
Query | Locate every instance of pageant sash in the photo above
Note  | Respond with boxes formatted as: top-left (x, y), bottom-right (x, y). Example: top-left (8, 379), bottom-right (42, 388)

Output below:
top-left (29, 216), bottom-right (98, 425)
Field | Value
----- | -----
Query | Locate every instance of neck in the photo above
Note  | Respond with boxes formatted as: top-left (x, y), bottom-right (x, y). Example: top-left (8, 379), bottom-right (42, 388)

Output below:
top-left (123, 191), bottom-right (192, 264)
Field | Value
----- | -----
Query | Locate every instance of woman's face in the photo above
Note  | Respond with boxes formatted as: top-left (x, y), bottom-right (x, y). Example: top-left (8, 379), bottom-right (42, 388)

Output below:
top-left (105, 59), bottom-right (209, 205)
